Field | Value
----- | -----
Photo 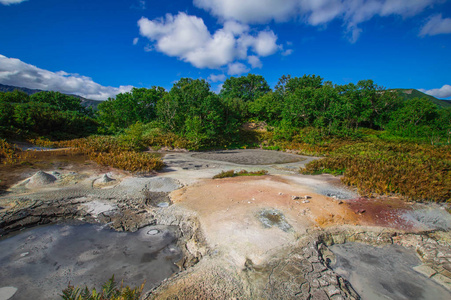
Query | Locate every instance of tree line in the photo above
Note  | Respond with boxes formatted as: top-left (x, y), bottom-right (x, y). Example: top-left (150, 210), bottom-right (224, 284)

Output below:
top-left (1, 74), bottom-right (450, 146)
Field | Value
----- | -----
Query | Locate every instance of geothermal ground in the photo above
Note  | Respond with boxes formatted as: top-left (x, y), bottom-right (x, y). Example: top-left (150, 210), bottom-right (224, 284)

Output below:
top-left (1, 148), bottom-right (451, 300)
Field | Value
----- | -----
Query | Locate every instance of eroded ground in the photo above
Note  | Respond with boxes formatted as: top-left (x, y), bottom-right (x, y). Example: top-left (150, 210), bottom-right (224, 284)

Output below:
top-left (1, 149), bottom-right (451, 300)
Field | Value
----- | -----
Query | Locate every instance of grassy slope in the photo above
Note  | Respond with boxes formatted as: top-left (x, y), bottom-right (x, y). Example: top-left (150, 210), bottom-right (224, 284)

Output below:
top-left (393, 88), bottom-right (451, 108)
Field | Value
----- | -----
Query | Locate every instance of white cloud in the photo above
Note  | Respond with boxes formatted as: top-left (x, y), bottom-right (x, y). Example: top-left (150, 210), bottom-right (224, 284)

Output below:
top-left (227, 62), bottom-right (249, 75)
top-left (0, 0), bottom-right (27, 5)
top-left (208, 74), bottom-right (227, 82)
top-left (138, 12), bottom-right (281, 69)
top-left (281, 49), bottom-right (293, 56)
top-left (133, 37), bottom-right (139, 45)
top-left (194, 0), bottom-right (441, 41)
top-left (419, 14), bottom-right (451, 36)
top-left (247, 55), bottom-right (262, 68)
top-left (0, 54), bottom-right (132, 100)
top-left (420, 85), bottom-right (451, 99)
top-left (193, 0), bottom-right (298, 23)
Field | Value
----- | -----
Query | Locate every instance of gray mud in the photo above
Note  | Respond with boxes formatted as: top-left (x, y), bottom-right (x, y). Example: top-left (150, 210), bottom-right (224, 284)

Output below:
top-left (191, 149), bottom-right (305, 165)
top-left (0, 223), bottom-right (182, 300)
top-left (329, 242), bottom-right (451, 300)
top-left (401, 207), bottom-right (451, 231)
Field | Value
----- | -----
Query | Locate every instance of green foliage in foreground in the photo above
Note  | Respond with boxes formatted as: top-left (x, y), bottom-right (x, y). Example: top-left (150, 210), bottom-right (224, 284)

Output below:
top-left (60, 276), bottom-right (144, 300)
top-left (213, 169), bottom-right (269, 179)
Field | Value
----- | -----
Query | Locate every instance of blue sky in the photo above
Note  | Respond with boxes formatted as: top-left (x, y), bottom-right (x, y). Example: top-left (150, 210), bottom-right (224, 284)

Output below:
top-left (0, 0), bottom-right (450, 100)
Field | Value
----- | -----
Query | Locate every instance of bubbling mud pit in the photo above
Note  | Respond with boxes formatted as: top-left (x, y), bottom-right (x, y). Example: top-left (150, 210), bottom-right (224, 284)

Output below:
top-left (1, 148), bottom-right (451, 300)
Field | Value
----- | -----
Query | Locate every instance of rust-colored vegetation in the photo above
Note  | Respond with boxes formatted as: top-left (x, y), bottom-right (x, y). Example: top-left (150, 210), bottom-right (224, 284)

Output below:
top-left (11, 136), bottom-right (164, 173)
top-left (302, 141), bottom-right (450, 202)
top-left (213, 169), bottom-right (269, 179)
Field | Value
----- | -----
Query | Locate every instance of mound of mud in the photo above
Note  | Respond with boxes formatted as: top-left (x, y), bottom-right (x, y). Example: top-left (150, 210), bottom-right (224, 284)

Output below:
top-left (98, 174), bottom-right (115, 183)
top-left (192, 149), bottom-right (305, 165)
top-left (26, 171), bottom-right (57, 188)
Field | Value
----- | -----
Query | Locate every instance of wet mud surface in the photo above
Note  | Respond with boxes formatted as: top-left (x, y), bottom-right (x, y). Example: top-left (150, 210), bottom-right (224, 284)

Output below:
top-left (0, 223), bottom-right (182, 300)
top-left (330, 242), bottom-right (451, 300)
top-left (191, 149), bottom-right (306, 165)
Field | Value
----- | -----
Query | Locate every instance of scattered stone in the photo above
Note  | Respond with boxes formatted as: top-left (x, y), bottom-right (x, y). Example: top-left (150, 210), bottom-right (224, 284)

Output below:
top-left (0, 287), bottom-right (18, 300)
top-left (292, 196), bottom-right (300, 200)
top-left (304, 195), bottom-right (312, 200)
top-left (355, 209), bottom-right (366, 214)
top-left (278, 192), bottom-right (283, 195)
top-left (302, 200), bottom-right (310, 204)
top-left (20, 252), bottom-right (29, 257)
top-left (413, 264), bottom-right (437, 278)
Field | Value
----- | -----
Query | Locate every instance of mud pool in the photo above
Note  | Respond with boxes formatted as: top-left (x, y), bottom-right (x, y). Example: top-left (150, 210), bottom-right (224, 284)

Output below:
top-left (0, 223), bottom-right (182, 300)
top-left (329, 242), bottom-right (451, 300)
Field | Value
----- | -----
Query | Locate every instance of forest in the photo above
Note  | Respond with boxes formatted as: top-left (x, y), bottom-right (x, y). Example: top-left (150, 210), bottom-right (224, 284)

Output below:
top-left (1, 74), bottom-right (450, 202)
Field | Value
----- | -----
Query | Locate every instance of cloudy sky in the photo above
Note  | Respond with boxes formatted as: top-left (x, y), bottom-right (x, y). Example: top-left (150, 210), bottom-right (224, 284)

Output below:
top-left (0, 0), bottom-right (450, 100)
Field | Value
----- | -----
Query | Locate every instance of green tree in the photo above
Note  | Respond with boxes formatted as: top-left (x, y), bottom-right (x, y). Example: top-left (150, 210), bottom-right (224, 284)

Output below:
top-left (0, 90), bottom-right (30, 103)
top-left (0, 99), bottom-right (14, 127)
top-left (157, 78), bottom-right (226, 147)
top-left (388, 97), bottom-right (439, 139)
top-left (220, 74), bottom-right (271, 102)
top-left (248, 91), bottom-right (283, 124)
top-left (97, 87), bottom-right (166, 132)
top-left (30, 91), bottom-right (87, 114)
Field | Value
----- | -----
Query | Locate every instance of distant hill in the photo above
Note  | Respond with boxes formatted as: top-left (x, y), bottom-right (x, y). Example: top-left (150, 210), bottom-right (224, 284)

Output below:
top-left (392, 88), bottom-right (451, 108)
top-left (0, 83), bottom-right (103, 109)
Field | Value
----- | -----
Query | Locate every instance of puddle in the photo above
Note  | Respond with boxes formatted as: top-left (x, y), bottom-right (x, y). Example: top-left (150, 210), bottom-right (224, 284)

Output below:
top-left (0, 223), bottom-right (182, 300)
top-left (329, 243), bottom-right (451, 300)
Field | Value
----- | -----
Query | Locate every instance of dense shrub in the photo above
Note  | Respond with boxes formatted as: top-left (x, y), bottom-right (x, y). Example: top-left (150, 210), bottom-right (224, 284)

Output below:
top-left (302, 141), bottom-right (451, 202)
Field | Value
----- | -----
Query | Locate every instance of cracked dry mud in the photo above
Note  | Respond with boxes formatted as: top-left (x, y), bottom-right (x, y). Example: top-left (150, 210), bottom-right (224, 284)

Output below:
top-left (1, 149), bottom-right (451, 300)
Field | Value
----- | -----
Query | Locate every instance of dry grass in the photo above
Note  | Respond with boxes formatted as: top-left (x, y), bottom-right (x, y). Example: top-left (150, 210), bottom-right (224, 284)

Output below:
top-left (302, 141), bottom-right (451, 202)
top-left (213, 169), bottom-right (268, 179)
top-left (9, 136), bottom-right (164, 173)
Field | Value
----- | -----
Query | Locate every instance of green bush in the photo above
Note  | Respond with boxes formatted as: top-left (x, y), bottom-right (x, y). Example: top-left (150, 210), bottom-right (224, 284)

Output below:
top-left (60, 275), bottom-right (144, 300)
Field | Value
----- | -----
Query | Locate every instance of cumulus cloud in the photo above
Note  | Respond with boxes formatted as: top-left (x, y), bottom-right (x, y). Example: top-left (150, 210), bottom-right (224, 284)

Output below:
top-left (0, 54), bottom-right (132, 100)
top-left (0, 0), bottom-right (27, 5)
top-left (420, 85), bottom-right (451, 99)
top-left (133, 37), bottom-right (139, 45)
top-left (247, 55), bottom-right (262, 68)
top-left (228, 62), bottom-right (249, 75)
top-left (193, 0), bottom-right (298, 23)
top-left (419, 14), bottom-right (451, 36)
top-left (138, 12), bottom-right (281, 72)
top-left (194, 0), bottom-right (440, 42)
top-left (208, 74), bottom-right (227, 82)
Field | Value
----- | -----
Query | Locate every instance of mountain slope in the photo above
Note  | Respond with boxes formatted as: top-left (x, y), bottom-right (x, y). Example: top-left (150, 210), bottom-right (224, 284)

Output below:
top-left (0, 83), bottom-right (103, 109)
top-left (392, 88), bottom-right (451, 108)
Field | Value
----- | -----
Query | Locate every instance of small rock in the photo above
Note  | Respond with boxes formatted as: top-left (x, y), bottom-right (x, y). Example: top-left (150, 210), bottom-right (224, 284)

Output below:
top-left (278, 192), bottom-right (283, 195)
top-left (338, 200), bottom-right (344, 204)
top-left (292, 195), bottom-right (300, 200)
top-left (355, 209), bottom-right (366, 214)
top-left (20, 252), bottom-right (29, 257)
top-left (304, 195), bottom-right (312, 199)
top-left (302, 200), bottom-right (310, 204)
